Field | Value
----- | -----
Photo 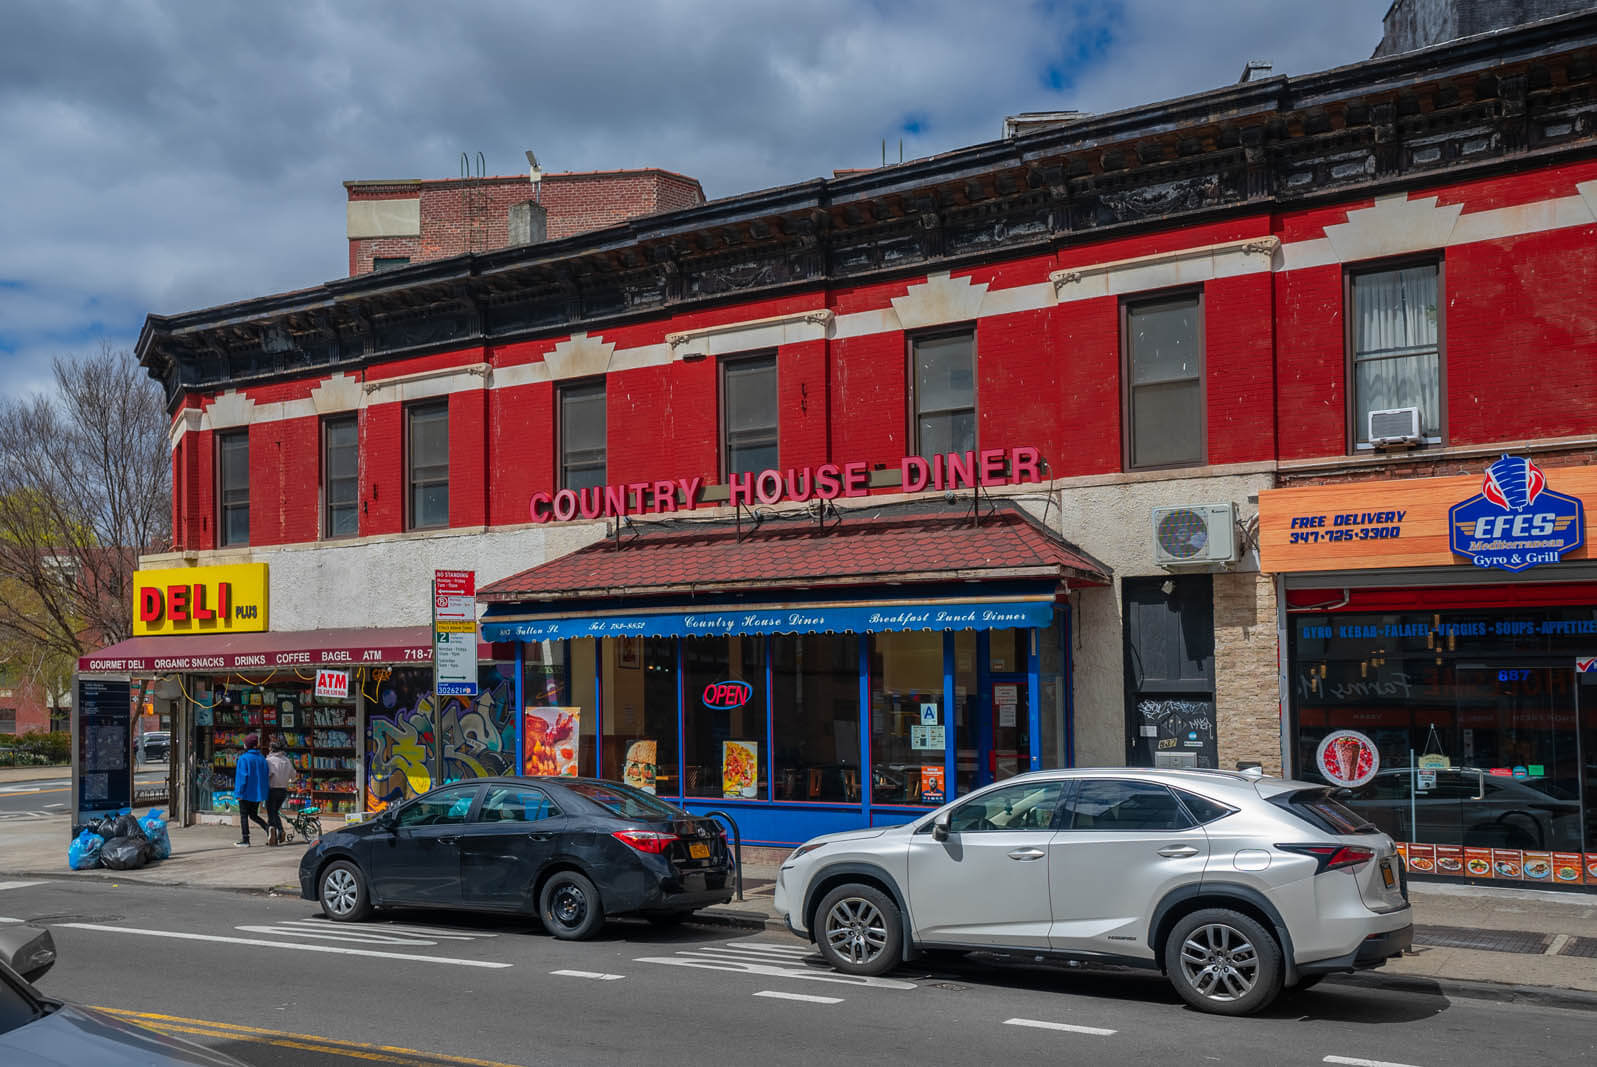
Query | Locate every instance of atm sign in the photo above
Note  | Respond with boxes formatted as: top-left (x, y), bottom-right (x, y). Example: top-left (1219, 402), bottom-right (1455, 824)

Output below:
top-left (132, 563), bottom-right (269, 636)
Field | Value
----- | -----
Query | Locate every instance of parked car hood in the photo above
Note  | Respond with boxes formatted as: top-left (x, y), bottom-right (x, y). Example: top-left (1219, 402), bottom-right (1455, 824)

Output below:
top-left (1, 1004), bottom-right (248, 1065)
top-left (792, 827), bottom-right (893, 855)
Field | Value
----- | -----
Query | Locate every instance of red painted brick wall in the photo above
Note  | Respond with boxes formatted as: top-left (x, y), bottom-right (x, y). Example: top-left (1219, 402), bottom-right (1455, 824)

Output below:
top-left (362, 403), bottom-right (405, 535)
top-left (977, 307), bottom-right (1064, 466)
top-left (449, 390), bottom-right (489, 528)
top-left (777, 339), bottom-right (829, 473)
top-left (829, 332), bottom-right (906, 468)
top-left (489, 383), bottom-right (555, 527)
top-left (1052, 296), bottom-right (1123, 476)
top-left (1274, 263), bottom-right (1347, 459)
top-left (1205, 272), bottom-right (1276, 465)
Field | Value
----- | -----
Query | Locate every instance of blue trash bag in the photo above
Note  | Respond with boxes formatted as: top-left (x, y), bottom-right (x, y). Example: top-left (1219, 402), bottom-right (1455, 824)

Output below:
top-left (68, 830), bottom-right (105, 871)
top-left (139, 809), bottom-right (172, 861)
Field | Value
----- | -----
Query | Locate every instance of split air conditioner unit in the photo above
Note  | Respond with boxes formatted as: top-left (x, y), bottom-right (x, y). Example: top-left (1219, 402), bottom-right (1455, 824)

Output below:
top-left (1151, 503), bottom-right (1239, 567)
top-left (1368, 406), bottom-right (1423, 449)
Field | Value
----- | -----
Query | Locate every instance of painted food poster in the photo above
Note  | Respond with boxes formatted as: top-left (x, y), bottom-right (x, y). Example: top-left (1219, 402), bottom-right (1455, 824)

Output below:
top-left (1404, 843), bottom-right (1435, 875)
top-left (524, 707), bottom-right (579, 776)
top-left (1588, 853), bottom-right (1597, 883)
top-left (1464, 847), bottom-right (1495, 878)
top-left (624, 740), bottom-right (658, 794)
top-left (1521, 850), bottom-right (1553, 882)
top-left (1433, 844), bottom-right (1463, 877)
top-left (1491, 848), bottom-right (1523, 880)
top-left (1551, 852), bottom-right (1584, 885)
top-left (722, 740), bottom-right (758, 798)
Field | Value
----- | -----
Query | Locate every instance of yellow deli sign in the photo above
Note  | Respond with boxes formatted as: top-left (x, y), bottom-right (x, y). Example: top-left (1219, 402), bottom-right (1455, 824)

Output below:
top-left (133, 563), bottom-right (269, 636)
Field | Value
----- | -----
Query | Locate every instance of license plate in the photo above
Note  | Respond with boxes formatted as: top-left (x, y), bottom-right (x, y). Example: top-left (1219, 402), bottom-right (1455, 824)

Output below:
top-left (688, 842), bottom-right (710, 859)
top-left (1381, 859), bottom-right (1395, 889)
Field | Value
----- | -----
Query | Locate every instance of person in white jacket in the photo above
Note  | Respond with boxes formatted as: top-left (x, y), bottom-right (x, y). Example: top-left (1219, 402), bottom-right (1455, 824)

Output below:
top-left (264, 741), bottom-right (295, 846)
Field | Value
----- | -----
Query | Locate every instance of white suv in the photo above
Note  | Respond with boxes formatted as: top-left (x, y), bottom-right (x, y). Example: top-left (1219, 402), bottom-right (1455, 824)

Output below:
top-left (775, 767), bottom-right (1412, 1015)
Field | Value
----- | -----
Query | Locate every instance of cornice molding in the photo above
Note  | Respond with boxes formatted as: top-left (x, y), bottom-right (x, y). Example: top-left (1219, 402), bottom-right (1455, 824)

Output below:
top-left (1050, 236), bottom-right (1280, 300)
top-left (665, 308), bottom-right (834, 356)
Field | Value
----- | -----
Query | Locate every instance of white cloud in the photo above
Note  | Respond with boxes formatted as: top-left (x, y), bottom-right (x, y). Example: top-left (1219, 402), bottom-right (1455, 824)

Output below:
top-left (0, 0), bottom-right (1393, 389)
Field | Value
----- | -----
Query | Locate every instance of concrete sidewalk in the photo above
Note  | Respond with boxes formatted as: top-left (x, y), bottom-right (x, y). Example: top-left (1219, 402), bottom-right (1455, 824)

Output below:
top-left (0, 765), bottom-right (70, 784)
top-left (6, 818), bottom-right (1596, 1006)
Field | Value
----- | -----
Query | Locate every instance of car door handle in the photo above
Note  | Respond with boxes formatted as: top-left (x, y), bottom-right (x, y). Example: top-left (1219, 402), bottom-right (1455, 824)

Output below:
top-left (1007, 848), bottom-right (1047, 861)
top-left (437, 835), bottom-right (459, 845)
top-left (1158, 845), bottom-right (1200, 858)
top-left (526, 832), bottom-right (553, 841)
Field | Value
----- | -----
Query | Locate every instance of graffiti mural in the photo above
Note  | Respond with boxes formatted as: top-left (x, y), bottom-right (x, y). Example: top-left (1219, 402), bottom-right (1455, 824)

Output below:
top-left (443, 663), bottom-right (517, 781)
top-left (364, 663), bottom-right (518, 811)
top-left (365, 667), bottom-right (437, 811)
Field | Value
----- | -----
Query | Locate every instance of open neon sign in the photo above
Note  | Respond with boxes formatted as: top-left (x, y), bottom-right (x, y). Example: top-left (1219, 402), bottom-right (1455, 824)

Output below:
top-left (703, 680), bottom-right (752, 710)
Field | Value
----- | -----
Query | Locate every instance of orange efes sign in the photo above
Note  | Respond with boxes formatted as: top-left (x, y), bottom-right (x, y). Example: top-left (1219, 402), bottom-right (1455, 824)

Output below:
top-left (132, 563), bottom-right (269, 636)
top-left (1257, 464), bottom-right (1597, 574)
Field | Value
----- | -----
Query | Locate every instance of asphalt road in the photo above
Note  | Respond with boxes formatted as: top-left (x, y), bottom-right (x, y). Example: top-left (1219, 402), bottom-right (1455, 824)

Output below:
top-left (0, 769), bottom-right (167, 819)
top-left (0, 880), bottom-right (1594, 1067)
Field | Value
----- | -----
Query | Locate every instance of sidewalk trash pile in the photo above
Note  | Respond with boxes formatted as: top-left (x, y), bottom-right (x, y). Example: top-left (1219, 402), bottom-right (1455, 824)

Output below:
top-left (68, 808), bottom-right (170, 871)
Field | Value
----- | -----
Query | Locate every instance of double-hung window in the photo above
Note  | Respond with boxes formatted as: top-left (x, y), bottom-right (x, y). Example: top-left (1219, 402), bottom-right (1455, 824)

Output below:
top-left (406, 402), bottom-right (449, 530)
top-left (911, 330), bottom-right (976, 459)
top-left (560, 381), bottom-right (607, 490)
top-left (217, 431), bottom-right (250, 547)
top-left (1124, 293), bottom-right (1204, 469)
top-left (323, 415), bottom-right (358, 538)
top-left (722, 354), bottom-right (778, 477)
top-left (1349, 262), bottom-right (1442, 447)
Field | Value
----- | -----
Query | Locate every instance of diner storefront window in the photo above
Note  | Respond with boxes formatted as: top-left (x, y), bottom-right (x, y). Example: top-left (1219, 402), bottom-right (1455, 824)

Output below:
top-left (600, 637), bottom-right (679, 795)
top-left (772, 634), bottom-right (860, 803)
top-left (683, 636), bottom-right (768, 799)
top-left (871, 631), bottom-right (943, 805)
top-left (1290, 604), bottom-right (1597, 876)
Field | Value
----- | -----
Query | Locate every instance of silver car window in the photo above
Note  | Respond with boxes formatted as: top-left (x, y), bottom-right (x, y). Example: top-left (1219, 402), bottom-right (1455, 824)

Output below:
top-left (1064, 779), bottom-right (1194, 831)
top-left (947, 781), bottom-right (1065, 832)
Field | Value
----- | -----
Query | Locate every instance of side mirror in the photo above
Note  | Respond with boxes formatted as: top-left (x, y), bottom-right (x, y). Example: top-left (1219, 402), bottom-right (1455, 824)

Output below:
top-left (932, 813), bottom-right (951, 842)
top-left (0, 925), bottom-right (56, 984)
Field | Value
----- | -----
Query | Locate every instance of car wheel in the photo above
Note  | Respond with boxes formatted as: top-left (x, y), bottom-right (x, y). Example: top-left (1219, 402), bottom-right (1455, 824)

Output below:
top-left (815, 884), bottom-right (902, 977)
top-left (540, 871), bottom-right (605, 940)
top-left (318, 860), bottom-right (371, 922)
top-left (1163, 908), bottom-right (1283, 1016)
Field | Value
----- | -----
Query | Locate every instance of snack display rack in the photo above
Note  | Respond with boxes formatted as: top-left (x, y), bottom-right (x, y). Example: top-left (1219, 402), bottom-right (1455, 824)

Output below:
top-left (198, 684), bottom-right (360, 815)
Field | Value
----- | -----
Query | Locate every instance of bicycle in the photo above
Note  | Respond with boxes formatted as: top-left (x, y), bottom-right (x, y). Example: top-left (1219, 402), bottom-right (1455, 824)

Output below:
top-left (280, 803), bottom-right (323, 844)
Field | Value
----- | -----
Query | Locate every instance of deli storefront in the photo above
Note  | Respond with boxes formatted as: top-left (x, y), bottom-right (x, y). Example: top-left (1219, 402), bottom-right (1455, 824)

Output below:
top-left (1260, 455), bottom-right (1597, 890)
top-left (476, 499), bottom-right (1107, 847)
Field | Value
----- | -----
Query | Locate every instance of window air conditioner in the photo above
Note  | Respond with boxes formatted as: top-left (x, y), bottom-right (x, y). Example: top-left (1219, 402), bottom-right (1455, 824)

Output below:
top-left (1368, 406), bottom-right (1423, 449)
top-left (1151, 503), bottom-right (1239, 567)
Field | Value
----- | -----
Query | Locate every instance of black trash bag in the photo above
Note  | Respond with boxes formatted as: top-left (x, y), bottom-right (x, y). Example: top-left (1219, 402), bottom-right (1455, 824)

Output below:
top-left (113, 812), bottom-right (147, 841)
top-left (84, 816), bottom-right (119, 839)
top-left (100, 835), bottom-right (150, 871)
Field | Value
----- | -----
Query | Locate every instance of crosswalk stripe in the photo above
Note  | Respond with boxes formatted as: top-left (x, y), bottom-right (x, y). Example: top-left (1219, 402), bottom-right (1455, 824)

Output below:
top-left (551, 969), bottom-right (625, 981)
top-left (274, 920), bottom-right (488, 942)
top-left (1003, 1018), bottom-right (1117, 1037)
top-left (753, 990), bottom-right (842, 1004)
top-left (235, 925), bottom-right (440, 946)
top-left (57, 923), bottom-right (512, 969)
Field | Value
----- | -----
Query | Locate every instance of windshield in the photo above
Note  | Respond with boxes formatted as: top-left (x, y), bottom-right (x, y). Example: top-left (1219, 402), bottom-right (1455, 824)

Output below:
top-left (566, 781), bottom-right (686, 819)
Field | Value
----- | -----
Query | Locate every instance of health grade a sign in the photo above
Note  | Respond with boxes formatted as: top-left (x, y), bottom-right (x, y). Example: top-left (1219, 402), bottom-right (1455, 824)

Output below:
top-left (1449, 456), bottom-right (1584, 572)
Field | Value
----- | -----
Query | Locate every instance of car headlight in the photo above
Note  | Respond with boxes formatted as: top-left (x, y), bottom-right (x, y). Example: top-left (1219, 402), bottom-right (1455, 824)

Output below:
top-left (787, 841), bottom-right (828, 862)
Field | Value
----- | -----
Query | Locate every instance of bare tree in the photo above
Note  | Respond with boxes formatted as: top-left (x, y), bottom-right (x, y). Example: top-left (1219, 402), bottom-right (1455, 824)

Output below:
top-left (0, 344), bottom-right (171, 660)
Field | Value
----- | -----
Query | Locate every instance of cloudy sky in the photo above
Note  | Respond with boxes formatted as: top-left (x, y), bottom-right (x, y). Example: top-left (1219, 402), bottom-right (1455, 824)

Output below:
top-left (0, 0), bottom-right (1392, 394)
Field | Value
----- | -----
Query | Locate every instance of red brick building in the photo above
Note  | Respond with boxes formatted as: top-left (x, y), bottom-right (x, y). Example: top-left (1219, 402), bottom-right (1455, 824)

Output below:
top-left (105, 12), bottom-right (1597, 876)
top-left (345, 168), bottom-right (705, 275)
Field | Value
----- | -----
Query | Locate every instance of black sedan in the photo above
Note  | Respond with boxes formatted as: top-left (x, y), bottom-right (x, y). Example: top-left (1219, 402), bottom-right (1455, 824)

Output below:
top-left (297, 777), bottom-right (734, 939)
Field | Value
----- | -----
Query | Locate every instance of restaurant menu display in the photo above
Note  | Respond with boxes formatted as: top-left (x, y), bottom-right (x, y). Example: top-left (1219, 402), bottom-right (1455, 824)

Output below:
top-left (1397, 841), bottom-right (1594, 886)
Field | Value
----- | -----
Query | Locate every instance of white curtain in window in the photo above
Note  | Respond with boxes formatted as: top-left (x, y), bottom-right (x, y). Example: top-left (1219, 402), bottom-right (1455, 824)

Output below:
top-left (1354, 266), bottom-right (1439, 439)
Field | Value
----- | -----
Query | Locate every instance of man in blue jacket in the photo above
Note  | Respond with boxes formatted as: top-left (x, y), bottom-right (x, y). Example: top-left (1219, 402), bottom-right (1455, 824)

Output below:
top-left (234, 733), bottom-right (271, 847)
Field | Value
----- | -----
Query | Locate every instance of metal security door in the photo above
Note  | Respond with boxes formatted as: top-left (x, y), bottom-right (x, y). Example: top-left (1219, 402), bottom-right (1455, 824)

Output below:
top-left (1123, 576), bottom-right (1216, 768)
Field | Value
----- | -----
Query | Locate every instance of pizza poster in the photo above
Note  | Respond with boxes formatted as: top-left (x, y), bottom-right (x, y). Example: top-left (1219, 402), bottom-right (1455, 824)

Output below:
top-left (722, 740), bottom-right (758, 798)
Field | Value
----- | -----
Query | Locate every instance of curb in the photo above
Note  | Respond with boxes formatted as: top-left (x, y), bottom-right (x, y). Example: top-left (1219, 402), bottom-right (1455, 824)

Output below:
top-left (695, 905), bottom-right (786, 932)
top-left (3, 869), bottom-right (301, 898)
top-left (1322, 970), bottom-right (1597, 1013)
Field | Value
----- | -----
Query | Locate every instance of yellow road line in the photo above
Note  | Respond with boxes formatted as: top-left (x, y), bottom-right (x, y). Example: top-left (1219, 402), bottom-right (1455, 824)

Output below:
top-left (93, 1008), bottom-right (530, 1067)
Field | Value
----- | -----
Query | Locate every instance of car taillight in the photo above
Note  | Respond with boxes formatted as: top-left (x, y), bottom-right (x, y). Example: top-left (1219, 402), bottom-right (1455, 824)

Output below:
top-left (1278, 843), bottom-right (1375, 873)
top-left (613, 830), bottom-right (678, 854)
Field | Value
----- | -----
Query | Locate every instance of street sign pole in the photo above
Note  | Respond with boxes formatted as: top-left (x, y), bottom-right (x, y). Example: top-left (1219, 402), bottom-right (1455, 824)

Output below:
top-left (431, 577), bottom-right (442, 789)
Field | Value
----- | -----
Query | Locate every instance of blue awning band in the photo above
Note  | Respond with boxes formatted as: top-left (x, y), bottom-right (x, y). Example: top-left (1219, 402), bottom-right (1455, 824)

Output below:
top-left (479, 597), bottom-right (1055, 643)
